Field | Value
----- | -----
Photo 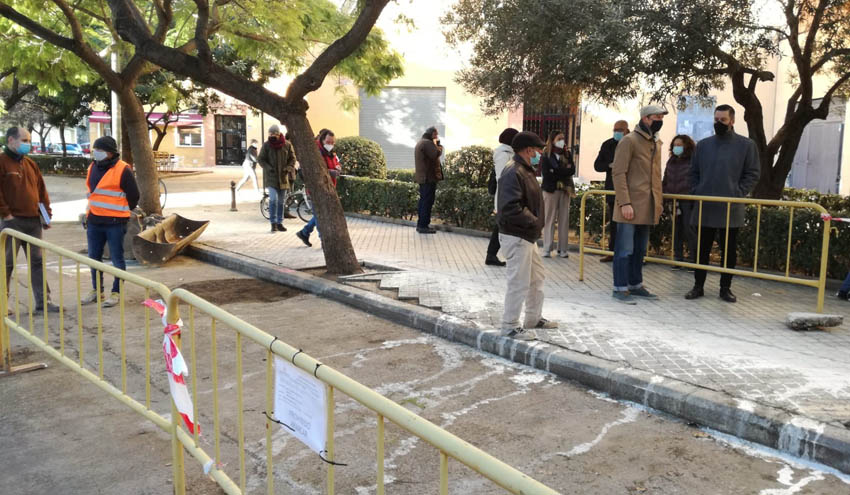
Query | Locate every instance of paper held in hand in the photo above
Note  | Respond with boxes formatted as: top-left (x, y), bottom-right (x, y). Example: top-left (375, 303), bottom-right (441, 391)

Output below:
top-left (38, 202), bottom-right (50, 226)
top-left (273, 356), bottom-right (328, 456)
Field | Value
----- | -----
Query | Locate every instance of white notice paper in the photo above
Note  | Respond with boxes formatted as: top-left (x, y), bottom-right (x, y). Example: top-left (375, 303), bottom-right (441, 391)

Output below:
top-left (273, 356), bottom-right (327, 455)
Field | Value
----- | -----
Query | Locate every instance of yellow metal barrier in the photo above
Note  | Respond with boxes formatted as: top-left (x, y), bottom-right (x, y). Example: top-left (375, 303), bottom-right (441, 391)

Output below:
top-left (578, 190), bottom-right (831, 312)
top-left (1, 228), bottom-right (560, 495)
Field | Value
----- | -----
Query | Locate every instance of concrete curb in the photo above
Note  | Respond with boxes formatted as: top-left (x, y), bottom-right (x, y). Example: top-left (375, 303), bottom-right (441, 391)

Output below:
top-left (187, 243), bottom-right (850, 474)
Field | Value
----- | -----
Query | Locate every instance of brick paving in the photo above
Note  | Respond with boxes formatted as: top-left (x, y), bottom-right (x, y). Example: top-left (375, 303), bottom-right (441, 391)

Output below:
top-left (179, 204), bottom-right (850, 427)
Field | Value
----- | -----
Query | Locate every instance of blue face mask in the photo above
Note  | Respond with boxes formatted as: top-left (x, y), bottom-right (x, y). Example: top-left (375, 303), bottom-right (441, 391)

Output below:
top-left (15, 143), bottom-right (31, 155)
top-left (530, 151), bottom-right (541, 166)
top-left (613, 131), bottom-right (624, 141)
top-left (672, 145), bottom-right (684, 156)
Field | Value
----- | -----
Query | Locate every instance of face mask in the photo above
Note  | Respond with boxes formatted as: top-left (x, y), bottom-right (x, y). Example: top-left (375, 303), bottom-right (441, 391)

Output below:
top-left (554, 140), bottom-right (565, 149)
top-left (323, 144), bottom-right (334, 152)
top-left (92, 150), bottom-right (108, 162)
top-left (672, 145), bottom-right (684, 157)
top-left (649, 120), bottom-right (663, 134)
top-left (613, 131), bottom-right (624, 141)
top-left (530, 151), bottom-right (541, 166)
top-left (14, 142), bottom-right (31, 155)
top-left (714, 121), bottom-right (730, 136)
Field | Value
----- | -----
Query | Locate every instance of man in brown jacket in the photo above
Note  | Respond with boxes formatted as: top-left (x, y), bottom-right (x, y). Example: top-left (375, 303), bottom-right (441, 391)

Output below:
top-left (0, 127), bottom-right (59, 313)
top-left (611, 105), bottom-right (667, 304)
top-left (413, 126), bottom-right (443, 234)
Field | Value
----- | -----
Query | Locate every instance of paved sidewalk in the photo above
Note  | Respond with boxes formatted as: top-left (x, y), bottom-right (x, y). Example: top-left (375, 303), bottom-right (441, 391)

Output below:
top-left (172, 203), bottom-right (850, 431)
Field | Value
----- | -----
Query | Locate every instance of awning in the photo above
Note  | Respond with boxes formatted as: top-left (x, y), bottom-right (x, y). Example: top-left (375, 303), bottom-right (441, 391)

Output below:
top-left (88, 111), bottom-right (204, 125)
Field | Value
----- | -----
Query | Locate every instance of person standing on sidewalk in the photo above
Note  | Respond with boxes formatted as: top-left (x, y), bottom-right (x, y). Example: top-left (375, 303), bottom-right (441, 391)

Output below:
top-left (414, 126), bottom-right (443, 234)
top-left (82, 136), bottom-right (140, 308)
top-left (541, 129), bottom-right (576, 259)
top-left (497, 131), bottom-right (558, 339)
top-left (235, 139), bottom-right (259, 195)
top-left (594, 120), bottom-right (629, 262)
top-left (258, 125), bottom-right (296, 233)
top-left (611, 106), bottom-right (667, 304)
top-left (685, 104), bottom-right (760, 303)
top-left (662, 134), bottom-right (697, 268)
top-left (0, 127), bottom-right (60, 314)
top-left (296, 129), bottom-right (341, 247)
top-left (485, 127), bottom-right (518, 266)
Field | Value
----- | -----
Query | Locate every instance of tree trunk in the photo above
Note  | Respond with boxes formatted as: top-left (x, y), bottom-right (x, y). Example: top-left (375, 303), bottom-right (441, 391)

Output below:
top-left (152, 126), bottom-right (166, 150)
top-left (59, 124), bottom-right (67, 157)
top-left (121, 114), bottom-right (134, 166)
top-left (752, 117), bottom-right (808, 199)
top-left (118, 88), bottom-right (160, 215)
top-left (283, 113), bottom-right (362, 275)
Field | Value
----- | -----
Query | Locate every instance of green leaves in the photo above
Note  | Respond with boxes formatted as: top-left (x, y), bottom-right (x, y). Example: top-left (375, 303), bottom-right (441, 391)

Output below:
top-left (335, 136), bottom-right (388, 179)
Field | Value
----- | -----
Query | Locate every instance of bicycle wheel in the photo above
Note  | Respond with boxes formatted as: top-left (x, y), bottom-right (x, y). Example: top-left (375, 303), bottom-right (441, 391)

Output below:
top-left (296, 197), bottom-right (313, 223)
top-left (158, 178), bottom-right (167, 209)
top-left (284, 192), bottom-right (298, 218)
top-left (260, 195), bottom-right (270, 220)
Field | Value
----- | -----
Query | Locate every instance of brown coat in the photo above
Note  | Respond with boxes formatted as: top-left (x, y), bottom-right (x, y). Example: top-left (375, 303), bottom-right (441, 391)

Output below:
top-left (414, 138), bottom-right (443, 184)
top-left (0, 149), bottom-right (51, 219)
top-left (611, 127), bottom-right (663, 225)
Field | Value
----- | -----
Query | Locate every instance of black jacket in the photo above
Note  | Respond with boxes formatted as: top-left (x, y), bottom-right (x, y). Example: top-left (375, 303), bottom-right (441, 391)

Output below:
top-left (593, 137), bottom-right (618, 204)
top-left (541, 150), bottom-right (575, 193)
top-left (497, 154), bottom-right (544, 243)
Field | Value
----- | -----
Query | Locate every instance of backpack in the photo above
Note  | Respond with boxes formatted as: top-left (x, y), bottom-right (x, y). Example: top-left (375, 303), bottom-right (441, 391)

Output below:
top-left (487, 168), bottom-right (497, 195)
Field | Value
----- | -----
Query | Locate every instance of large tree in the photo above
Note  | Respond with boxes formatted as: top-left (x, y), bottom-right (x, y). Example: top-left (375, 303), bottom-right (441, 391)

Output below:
top-left (108, 0), bottom-right (403, 274)
top-left (444, 0), bottom-right (850, 199)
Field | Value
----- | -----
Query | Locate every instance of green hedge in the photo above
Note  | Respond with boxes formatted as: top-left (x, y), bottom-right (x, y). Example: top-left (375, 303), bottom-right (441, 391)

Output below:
top-left (335, 136), bottom-right (387, 179)
top-left (443, 145), bottom-right (493, 188)
top-left (386, 169), bottom-right (415, 182)
top-left (29, 155), bottom-right (90, 176)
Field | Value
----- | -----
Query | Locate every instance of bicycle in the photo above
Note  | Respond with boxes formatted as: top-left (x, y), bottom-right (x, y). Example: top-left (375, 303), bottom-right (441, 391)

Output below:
top-left (260, 186), bottom-right (312, 222)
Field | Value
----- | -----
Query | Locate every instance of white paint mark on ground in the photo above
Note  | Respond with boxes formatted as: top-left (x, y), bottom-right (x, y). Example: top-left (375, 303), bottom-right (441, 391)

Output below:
top-left (759, 465), bottom-right (825, 495)
top-left (554, 407), bottom-right (640, 458)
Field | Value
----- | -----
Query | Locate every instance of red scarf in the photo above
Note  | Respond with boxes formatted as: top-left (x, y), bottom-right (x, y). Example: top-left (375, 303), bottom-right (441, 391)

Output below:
top-left (269, 136), bottom-right (285, 149)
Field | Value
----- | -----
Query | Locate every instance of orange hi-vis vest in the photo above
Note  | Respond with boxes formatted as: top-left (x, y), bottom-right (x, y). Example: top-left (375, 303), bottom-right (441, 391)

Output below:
top-left (86, 160), bottom-right (131, 217)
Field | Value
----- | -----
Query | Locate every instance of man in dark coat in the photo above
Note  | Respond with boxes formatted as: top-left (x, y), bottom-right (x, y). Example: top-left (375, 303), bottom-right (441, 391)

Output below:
top-left (258, 125), bottom-right (296, 233)
top-left (685, 104), bottom-right (760, 303)
top-left (413, 126), bottom-right (443, 234)
top-left (497, 131), bottom-right (558, 340)
top-left (593, 120), bottom-right (629, 262)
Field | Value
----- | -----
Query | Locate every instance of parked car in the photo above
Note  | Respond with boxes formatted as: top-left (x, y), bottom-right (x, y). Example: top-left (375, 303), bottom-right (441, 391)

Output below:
top-left (79, 142), bottom-right (91, 154)
top-left (48, 143), bottom-right (84, 156)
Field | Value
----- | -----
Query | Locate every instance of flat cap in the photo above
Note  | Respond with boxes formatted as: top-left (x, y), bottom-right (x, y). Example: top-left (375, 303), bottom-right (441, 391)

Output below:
top-left (640, 104), bottom-right (669, 118)
top-left (511, 131), bottom-right (545, 151)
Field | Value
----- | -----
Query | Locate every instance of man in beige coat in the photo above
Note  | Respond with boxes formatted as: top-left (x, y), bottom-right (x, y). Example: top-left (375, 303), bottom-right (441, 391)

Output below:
top-left (611, 105), bottom-right (666, 304)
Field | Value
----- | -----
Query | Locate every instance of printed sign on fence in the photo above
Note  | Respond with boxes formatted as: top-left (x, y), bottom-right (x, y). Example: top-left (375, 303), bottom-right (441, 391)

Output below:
top-left (273, 356), bottom-right (327, 455)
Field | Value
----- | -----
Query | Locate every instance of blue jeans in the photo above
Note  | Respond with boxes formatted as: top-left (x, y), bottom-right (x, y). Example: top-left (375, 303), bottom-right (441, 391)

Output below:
top-left (267, 187), bottom-right (286, 224)
top-left (417, 183), bottom-right (437, 229)
top-left (840, 271), bottom-right (850, 294)
top-left (300, 215), bottom-right (321, 240)
top-left (87, 222), bottom-right (127, 294)
top-left (613, 223), bottom-right (649, 292)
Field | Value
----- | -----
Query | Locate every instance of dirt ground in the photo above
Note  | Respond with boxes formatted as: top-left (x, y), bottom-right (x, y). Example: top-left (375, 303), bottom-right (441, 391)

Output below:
top-left (1, 225), bottom-right (848, 494)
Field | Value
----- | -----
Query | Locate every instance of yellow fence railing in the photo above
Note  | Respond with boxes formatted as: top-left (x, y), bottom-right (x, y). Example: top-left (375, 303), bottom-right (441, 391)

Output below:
top-left (578, 190), bottom-right (832, 312)
top-left (0, 228), bottom-right (560, 495)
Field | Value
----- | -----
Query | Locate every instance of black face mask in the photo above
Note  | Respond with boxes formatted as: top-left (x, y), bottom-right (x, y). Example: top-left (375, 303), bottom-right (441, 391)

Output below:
top-left (649, 120), bottom-right (663, 134)
top-left (714, 122), bottom-right (730, 136)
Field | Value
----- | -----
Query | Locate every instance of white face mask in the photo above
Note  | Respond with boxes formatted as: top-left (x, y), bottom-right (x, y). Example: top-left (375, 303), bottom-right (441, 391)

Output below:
top-left (554, 140), bottom-right (565, 149)
top-left (92, 150), bottom-right (108, 162)
top-left (323, 144), bottom-right (334, 152)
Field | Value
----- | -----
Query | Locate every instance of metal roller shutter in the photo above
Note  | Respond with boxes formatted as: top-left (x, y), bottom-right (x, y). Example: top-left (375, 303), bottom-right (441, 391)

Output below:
top-left (358, 87), bottom-right (446, 169)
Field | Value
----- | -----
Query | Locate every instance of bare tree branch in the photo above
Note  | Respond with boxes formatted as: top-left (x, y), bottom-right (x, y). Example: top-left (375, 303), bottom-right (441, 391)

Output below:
top-left (192, 0), bottom-right (212, 63)
top-left (0, 3), bottom-right (77, 52)
top-left (286, 0), bottom-right (391, 101)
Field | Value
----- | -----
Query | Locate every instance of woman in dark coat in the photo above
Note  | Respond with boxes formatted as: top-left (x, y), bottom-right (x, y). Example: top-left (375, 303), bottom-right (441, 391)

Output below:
top-left (662, 134), bottom-right (696, 265)
top-left (540, 130), bottom-right (575, 258)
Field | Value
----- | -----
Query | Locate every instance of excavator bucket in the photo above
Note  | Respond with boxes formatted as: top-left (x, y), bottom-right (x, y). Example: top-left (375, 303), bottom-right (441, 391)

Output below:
top-left (132, 214), bottom-right (210, 266)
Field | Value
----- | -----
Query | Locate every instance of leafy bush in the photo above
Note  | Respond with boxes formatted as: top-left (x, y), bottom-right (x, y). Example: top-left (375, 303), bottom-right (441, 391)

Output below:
top-left (386, 169), bottom-right (415, 182)
top-left (442, 145), bottom-right (493, 188)
top-left (334, 136), bottom-right (387, 179)
top-left (29, 155), bottom-right (90, 176)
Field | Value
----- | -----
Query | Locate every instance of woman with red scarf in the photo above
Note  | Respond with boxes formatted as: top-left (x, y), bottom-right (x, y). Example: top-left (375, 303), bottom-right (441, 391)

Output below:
top-left (296, 129), bottom-right (341, 246)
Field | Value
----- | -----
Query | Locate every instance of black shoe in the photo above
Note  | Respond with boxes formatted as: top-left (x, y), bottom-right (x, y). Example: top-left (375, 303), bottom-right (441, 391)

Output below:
top-left (270, 224), bottom-right (277, 233)
top-left (599, 255), bottom-right (613, 263)
top-left (275, 223), bottom-right (287, 232)
top-left (719, 288), bottom-right (737, 303)
top-left (284, 211), bottom-right (297, 219)
top-left (684, 287), bottom-right (704, 300)
top-left (485, 257), bottom-right (506, 266)
top-left (296, 230), bottom-right (312, 247)
top-left (417, 227), bottom-right (436, 234)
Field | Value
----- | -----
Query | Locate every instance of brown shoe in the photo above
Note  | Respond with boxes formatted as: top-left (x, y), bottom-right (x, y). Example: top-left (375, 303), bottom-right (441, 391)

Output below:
top-left (599, 255), bottom-right (614, 262)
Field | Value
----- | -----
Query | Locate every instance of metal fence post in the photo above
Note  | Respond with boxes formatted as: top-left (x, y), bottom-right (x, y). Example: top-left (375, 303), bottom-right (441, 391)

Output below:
top-left (230, 181), bottom-right (238, 212)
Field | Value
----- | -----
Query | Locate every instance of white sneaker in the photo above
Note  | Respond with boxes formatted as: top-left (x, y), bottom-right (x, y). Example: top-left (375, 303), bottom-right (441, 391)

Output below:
top-left (102, 292), bottom-right (120, 308)
top-left (81, 290), bottom-right (103, 305)
top-left (542, 251), bottom-right (552, 258)
top-left (558, 251), bottom-right (569, 258)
